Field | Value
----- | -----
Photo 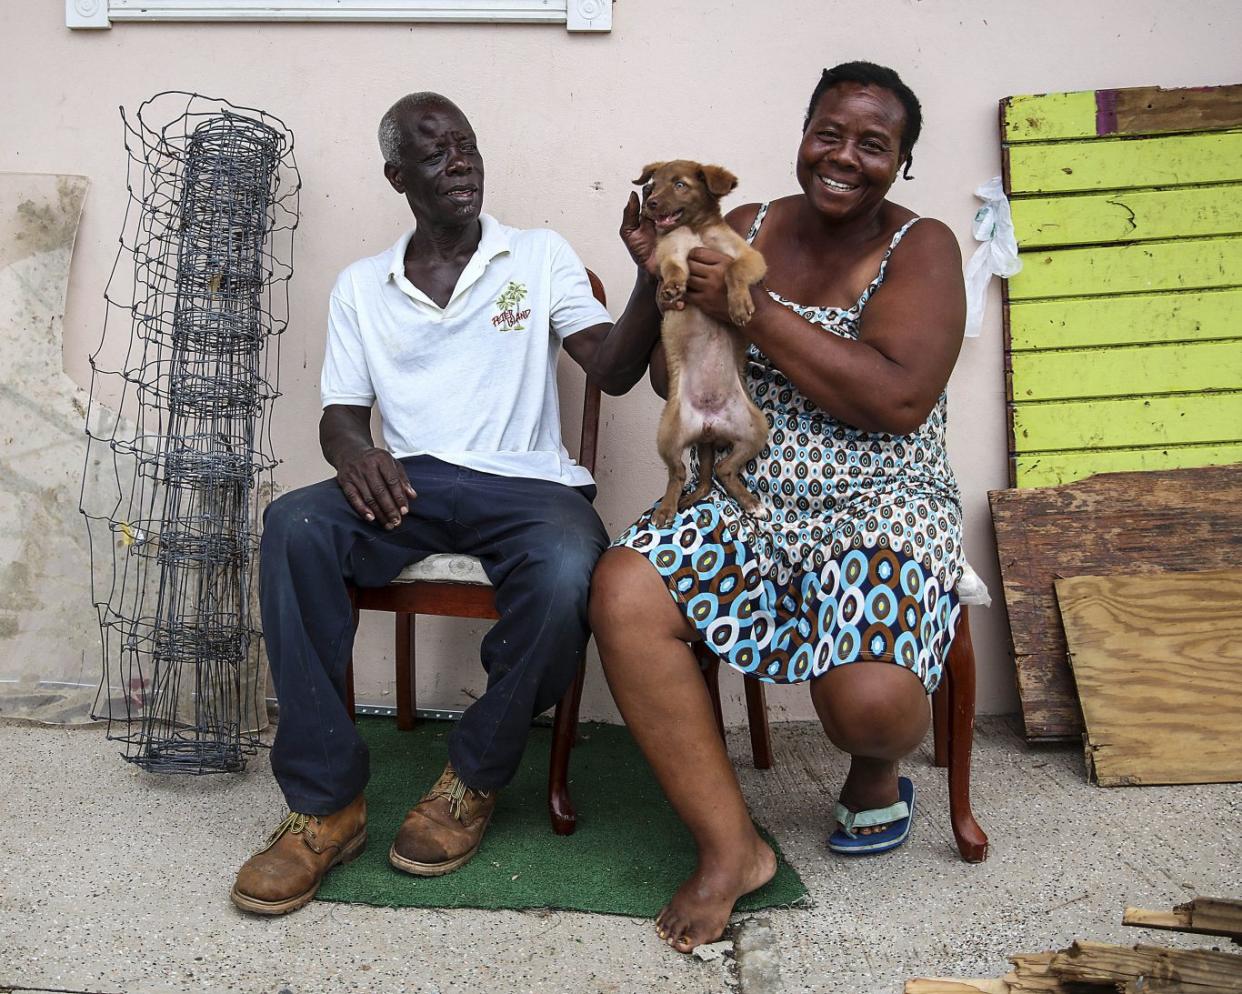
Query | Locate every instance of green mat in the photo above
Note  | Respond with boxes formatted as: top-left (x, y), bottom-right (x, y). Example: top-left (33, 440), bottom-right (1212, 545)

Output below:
top-left (316, 717), bottom-right (807, 916)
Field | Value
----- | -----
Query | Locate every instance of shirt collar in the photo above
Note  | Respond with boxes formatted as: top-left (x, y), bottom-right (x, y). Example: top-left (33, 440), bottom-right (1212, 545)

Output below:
top-left (386, 213), bottom-right (510, 283)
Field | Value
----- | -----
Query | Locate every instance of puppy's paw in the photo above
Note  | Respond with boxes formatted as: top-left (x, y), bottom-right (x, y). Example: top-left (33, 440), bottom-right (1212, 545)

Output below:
top-left (728, 291), bottom-right (756, 327)
top-left (659, 281), bottom-right (686, 307)
top-left (743, 501), bottom-right (770, 521)
top-left (651, 505), bottom-right (677, 529)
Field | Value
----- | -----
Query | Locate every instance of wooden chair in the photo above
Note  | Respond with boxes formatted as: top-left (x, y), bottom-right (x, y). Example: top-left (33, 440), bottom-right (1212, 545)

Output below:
top-left (696, 560), bottom-right (991, 863)
top-left (345, 270), bottom-right (606, 837)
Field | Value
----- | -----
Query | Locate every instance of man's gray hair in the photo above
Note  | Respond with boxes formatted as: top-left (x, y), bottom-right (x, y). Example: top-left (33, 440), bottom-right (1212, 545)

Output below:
top-left (377, 92), bottom-right (461, 166)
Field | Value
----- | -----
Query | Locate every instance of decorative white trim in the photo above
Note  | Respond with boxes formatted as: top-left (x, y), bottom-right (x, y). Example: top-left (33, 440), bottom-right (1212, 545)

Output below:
top-left (68, 0), bottom-right (612, 31)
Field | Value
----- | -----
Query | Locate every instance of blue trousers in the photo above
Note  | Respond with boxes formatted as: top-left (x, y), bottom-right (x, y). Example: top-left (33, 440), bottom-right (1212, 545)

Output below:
top-left (259, 456), bottom-right (608, 814)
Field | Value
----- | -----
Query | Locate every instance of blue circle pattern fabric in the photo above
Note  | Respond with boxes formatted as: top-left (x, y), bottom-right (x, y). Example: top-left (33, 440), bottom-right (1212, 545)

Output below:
top-left (613, 205), bottom-right (963, 693)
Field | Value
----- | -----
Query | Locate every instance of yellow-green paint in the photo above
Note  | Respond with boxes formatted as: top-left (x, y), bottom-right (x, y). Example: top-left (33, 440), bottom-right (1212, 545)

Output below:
top-left (1008, 236), bottom-right (1242, 300)
top-left (1007, 131), bottom-right (1242, 195)
top-left (1002, 91), bottom-right (1098, 142)
top-left (1011, 184), bottom-right (1242, 248)
top-left (1011, 341), bottom-right (1242, 401)
top-left (1015, 442), bottom-right (1242, 488)
top-left (1010, 289), bottom-right (1242, 351)
top-left (1011, 392), bottom-right (1242, 452)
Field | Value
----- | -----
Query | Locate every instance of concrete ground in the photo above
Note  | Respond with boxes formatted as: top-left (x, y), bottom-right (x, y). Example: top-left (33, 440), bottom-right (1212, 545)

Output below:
top-left (1, 716), bottom-right (1238, 994)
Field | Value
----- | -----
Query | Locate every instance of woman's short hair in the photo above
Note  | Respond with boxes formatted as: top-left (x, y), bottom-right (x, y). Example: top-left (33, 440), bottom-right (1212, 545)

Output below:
top-left (804, 61), bottom-right (923, 179)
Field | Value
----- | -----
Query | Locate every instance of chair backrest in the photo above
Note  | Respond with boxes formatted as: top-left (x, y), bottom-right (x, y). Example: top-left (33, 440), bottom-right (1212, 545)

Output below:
top-left (576, 269), bottom-right (606, 476)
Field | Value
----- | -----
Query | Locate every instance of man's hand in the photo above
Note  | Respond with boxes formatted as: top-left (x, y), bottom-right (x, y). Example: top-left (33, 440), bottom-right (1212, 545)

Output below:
top-left (336, 447), bottom-right (416, 529)
top-left (620, 191), bottom-right (659, 275)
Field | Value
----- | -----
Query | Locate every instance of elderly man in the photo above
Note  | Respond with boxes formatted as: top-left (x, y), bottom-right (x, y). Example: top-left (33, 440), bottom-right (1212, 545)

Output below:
top-left (230, 92), bottom-right (660, 915)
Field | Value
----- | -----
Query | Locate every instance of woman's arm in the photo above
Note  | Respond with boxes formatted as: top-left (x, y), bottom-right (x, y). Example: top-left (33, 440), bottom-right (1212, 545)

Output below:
top-left (686, 217), bottom-right (965, 434)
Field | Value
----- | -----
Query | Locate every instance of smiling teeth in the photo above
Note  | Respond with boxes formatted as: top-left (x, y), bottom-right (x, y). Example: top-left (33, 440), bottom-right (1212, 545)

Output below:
top-left (820, 177), bottom-right (855, 191)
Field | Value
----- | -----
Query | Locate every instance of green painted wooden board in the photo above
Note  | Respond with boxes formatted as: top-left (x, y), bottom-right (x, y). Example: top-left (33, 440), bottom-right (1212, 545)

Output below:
top-left (1002, 84), bottom-right (1242, 142)
top-left (1012, 392), bottom-right (1242, 452)
top-left (1009, 288), bottom-right (1242, 351)
top-left (1002, 90), bottom-right (1098, 142)
top-left (1015, 443), bottom-right (1242, 488)
top-left (1010, 340), bottom-right (1242, 401)
top-left (1007, 236), bottom-right (1242, 300)
top-left (1007, 131), bottom-right (1242, 195)
top-left (1011, 184), bottom-right (1242, 248)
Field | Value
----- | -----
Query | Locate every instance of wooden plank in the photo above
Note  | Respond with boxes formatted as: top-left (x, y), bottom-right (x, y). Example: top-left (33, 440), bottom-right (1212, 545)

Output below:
top-left (1056, 568), bottom-right (1242, 786)
top-left (988, 465), bottom-right (1242, 740)
top-left (1012, 392), bottom-right (1242, 452)
top-left (1107, 83), bottom-right (1242, 138)
top-left (904, 981), bottom-right (1010, 994)
top-left (1002, 84), bottom-right (1242, 142)
top-left (1014, 443), bottom-right (1242, 489)
top-left (1008, 236), bottom-right (1242, 300)
top-left (1011, 184), bottom-right (1242, 248)
top-left (1007, 132), bottom-right (1242, 195)
top-left (1125, 900), bottom-right (1242, 941)
top-left (1051, 941), bottom-right (1242, 990)
top-left (1011, 341), bottom-right (1242, 401)
top-left (1002, 91), bottom-right (1098, 142)
top-left (1009, 289), bottom-right (1242, 351)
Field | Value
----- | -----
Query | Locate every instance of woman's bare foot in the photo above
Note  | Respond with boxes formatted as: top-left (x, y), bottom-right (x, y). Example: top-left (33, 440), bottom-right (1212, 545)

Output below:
top-left (655, 833), bottom-right (777, 953)
top-left (838, 757), bottom-right (900, 835)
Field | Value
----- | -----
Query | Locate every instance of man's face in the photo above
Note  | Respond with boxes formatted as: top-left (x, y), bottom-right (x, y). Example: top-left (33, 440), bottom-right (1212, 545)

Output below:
top-left (385, 103), bottom-right (484, 226)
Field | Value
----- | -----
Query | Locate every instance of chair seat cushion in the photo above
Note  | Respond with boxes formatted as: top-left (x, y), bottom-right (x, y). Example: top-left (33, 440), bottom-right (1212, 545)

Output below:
top-left (957, 561), bottom-right (991, 608)
top-left (392, 554), bottom-right (491, 586)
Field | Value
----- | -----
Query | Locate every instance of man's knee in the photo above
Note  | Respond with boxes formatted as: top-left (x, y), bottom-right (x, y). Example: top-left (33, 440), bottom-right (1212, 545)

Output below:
top-left (260, 482), bottom-right (344, 565)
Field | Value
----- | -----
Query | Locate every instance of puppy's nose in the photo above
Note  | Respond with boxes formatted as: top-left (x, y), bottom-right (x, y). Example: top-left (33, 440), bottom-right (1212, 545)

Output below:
top-left (646, 196), bottom-right (660, 210)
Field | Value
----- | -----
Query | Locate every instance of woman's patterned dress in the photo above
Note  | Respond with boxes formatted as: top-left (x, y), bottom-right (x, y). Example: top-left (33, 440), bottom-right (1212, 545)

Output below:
top-left (613, 204), bottom-right (963, 693)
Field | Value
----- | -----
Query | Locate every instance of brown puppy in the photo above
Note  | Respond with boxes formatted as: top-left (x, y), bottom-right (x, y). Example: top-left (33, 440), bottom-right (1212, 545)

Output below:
top-left (636, 159), bottom-right (770, 528)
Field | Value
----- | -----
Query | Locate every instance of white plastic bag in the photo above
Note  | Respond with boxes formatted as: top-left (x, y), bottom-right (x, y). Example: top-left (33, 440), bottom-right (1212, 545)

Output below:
top-left (962, 176), bottom-right (1021, 338)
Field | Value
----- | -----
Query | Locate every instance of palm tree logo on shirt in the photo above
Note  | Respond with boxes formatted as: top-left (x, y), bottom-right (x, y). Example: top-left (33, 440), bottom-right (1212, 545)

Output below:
top-left (492, 281), bottom-right (530, 332)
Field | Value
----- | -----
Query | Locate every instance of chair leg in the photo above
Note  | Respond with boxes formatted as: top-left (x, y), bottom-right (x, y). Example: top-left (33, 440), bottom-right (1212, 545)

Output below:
top-left (395, 612), bottom-right (416, 731)
top-left (548, 657), bottom-right (588, 836)
top-left (931, 678), bottom-right (949, 768)
top-left (743, 677), bottom-right (773, 770)
top-left (945, 606), bottom-right (988, 863)
top-left (345, 594), bottom-right (358, 722)
top-left (694, 643), bottom-right (727, 743)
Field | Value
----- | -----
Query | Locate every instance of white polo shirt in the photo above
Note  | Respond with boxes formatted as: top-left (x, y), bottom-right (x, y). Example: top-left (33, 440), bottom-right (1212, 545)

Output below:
top-left (321, 214), bottom-right (611, 488)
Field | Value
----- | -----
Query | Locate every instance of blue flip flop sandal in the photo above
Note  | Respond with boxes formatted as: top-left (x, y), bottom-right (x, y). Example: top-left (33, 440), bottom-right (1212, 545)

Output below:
top-left (827, 776), bottom-right (915, 856)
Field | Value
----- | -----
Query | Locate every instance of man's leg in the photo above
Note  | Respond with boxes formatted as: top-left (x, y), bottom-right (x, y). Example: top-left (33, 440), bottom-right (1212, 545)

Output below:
top-left (388, 469), bottom-right (607, 877)
top-left (233, 457), bottom-right (457, 913)
top-left (448, 471), bottom-right (608, 789)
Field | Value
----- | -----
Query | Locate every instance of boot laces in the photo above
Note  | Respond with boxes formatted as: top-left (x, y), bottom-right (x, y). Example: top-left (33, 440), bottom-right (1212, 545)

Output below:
top-left (265, 810), bottom-right (314, 846)
top-left (428, 769), bottom-right (490, 822)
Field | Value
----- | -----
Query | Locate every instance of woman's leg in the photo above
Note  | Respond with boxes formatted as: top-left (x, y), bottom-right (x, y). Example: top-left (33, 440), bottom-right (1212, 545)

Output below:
top-left (590, 547), bottom-right (776, 952)
top-left (809, 662), bottom-right (930, 834)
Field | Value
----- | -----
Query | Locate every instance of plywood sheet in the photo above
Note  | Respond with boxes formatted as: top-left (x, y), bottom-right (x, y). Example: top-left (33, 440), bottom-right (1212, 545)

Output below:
top-left (1002, 84), bottom-right (1242, 142)
top-left (988, 464), bottom-right (1242, 740)
top-left (1055, 569), bottom-right (1242, 786)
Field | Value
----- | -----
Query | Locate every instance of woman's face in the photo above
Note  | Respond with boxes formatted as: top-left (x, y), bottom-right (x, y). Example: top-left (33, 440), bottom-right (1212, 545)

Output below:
top-left (797, 82), bottom-right (907, 222)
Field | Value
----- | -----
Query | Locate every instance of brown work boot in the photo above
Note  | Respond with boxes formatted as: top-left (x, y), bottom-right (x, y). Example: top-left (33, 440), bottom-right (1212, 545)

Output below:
top-left (230, 794), bottom-right (367, 915)
top-left (389, 763), bottom-right (496, 876)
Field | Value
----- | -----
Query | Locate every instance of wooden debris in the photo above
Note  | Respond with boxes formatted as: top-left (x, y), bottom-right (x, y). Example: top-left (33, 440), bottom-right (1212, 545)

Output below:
top-left (1125, 898), bottom-right (1242, 943)
top-left (907, 897), bottom-right (1242, 994)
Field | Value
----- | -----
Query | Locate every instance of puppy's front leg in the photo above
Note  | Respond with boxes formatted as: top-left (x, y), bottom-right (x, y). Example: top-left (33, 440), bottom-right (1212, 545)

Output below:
top-left (657, 256), bottom-right (690, 310)
top-left (724, 245), bottom-right (767, 327)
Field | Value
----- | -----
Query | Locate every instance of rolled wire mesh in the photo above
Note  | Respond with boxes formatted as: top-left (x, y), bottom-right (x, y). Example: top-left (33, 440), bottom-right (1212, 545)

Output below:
top-left (80, 92), bottom-right (299, 774)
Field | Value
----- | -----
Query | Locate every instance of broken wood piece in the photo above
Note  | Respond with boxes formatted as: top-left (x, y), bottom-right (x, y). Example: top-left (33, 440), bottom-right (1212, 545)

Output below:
top-left (904, 980), bottom-right (1010, 993)
top-left (1055, 568), bottom-right (1242, 786)
top-left (1125, 898), bottom-right (1242, 942)
top-left (1050, 941), bottom-right (1242, 991)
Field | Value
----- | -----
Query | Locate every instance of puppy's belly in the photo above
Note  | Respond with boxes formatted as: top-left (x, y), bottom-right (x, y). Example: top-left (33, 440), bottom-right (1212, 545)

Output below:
top-left (676, 326), bottom-right (751, 443)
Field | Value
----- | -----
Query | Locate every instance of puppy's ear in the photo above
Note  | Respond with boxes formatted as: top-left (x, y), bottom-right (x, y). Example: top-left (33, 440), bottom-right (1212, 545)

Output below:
top-left (634, 162), bottom-right (665, 186)
top-left (698, 165), bottom-right (738, 198)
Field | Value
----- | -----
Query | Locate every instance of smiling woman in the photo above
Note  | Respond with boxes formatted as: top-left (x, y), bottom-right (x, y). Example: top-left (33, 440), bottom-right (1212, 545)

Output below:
top-left (591, 61), bottom-right (969, 953)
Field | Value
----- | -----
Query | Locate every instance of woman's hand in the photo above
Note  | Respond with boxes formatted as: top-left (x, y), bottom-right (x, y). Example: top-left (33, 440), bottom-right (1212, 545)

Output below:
top-left (620, 191), bottom-right (659, 274)
top-left (684, 247), bottom-right (742, 324)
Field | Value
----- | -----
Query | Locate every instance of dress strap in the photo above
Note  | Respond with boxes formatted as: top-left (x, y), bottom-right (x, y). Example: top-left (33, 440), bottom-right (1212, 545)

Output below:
top-left (744, 202), bottom-right (770, 244)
